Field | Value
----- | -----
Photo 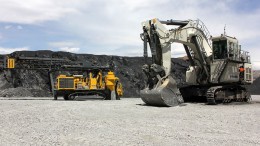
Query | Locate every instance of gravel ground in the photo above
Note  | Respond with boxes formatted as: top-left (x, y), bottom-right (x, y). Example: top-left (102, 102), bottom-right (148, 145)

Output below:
top-left (0, 96), bottom-right (259, 146)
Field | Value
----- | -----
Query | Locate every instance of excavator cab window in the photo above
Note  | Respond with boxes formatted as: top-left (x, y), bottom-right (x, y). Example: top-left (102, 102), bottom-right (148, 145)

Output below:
top-left (213, 40), bottom-right (228, 59)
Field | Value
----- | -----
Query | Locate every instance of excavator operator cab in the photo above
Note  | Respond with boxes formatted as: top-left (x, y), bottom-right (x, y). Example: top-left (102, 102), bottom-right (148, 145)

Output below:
top-left (212, 35), bottom-right (242, 62)
top-left (212, 39), bottom-right (227, 59)
top-left (211, 35), bottom-right (252, 84)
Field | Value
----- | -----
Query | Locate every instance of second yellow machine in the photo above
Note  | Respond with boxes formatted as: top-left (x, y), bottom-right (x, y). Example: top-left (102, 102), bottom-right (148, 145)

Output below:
top-left (54, 69), bottom-right (123, 100)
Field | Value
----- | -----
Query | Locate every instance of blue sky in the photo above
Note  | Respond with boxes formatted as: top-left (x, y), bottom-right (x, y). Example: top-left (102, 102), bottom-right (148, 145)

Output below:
top-left (0, 0), bottom-right (260, 69)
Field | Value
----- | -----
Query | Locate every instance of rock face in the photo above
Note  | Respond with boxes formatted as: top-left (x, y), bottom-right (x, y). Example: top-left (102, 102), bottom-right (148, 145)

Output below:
top-left (0, 51), bottom-right (189, 97)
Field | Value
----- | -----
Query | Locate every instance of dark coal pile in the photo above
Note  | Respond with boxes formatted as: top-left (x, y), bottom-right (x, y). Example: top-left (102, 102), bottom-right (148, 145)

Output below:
top-left (0, 68), bottom-right (51, 97)
top-left (249, 77), bottom-right (260, 95)
top-left (0, 50), bottom-right (189, 97)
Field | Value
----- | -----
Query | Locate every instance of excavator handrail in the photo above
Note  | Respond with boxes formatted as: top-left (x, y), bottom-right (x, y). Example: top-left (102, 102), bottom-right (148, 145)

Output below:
top-left (192, 19), bottom-right (212, 47)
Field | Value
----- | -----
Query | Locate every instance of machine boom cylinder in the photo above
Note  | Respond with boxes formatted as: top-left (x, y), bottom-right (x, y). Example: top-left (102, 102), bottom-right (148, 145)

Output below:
top-left (160, 20), bottom-right (189, 26)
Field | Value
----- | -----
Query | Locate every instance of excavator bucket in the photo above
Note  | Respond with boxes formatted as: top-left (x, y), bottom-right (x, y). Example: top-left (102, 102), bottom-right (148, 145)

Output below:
top-left (140, 76), bottom-right (184, 107)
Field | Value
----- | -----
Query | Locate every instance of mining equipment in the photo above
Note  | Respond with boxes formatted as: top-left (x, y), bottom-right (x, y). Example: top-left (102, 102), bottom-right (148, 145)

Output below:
top-left (54, 68), bottom-right (123, 100)
top-left (1, 55), bottom-right (123, 100)
top-left (140, 18), bottom-right (252, 106)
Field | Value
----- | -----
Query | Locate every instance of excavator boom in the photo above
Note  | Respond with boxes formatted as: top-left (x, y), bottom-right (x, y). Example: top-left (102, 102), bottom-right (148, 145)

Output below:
top-left (140, 19), bottom-right (191, 106)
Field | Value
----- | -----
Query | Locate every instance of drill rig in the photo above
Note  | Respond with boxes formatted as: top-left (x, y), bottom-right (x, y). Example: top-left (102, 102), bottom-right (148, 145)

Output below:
top-left (54, 68), bottom-right (123, 100)
top-left (140, 18), bottom-right (252, 106)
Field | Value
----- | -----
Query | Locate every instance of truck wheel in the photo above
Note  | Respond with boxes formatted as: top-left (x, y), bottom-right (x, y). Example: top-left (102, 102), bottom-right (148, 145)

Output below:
top-left (54, 95), bottom-right (58, 100)
top-left (68, 94), bottom-right (76, 100)
top-left (115, 81), bottom-right (120, 100)
top-left (53, 91), bottom-right (58, 100)
top-left (63, 94), bottom-right (69, 100)
top-left (104, 89), bottom-right (111, 100)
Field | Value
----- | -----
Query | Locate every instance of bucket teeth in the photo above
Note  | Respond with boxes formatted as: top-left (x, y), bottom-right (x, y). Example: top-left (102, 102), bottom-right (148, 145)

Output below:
top-left (140, 76), bottom-right (183, 107)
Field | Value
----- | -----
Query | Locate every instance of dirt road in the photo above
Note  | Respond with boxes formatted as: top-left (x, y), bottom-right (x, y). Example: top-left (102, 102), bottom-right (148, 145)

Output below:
top-left (0, 96), bottom-right (259, 145)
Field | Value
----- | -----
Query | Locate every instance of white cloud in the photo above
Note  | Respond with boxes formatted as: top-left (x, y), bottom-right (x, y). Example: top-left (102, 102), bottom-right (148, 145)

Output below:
top-left (49, 41), bottom-right (79, 48)
top-left (17, 25), bottom-right (23, 30)
top-left (171, 43), bottom-right (186, 57)
top-left (0, 0), bottom-right (80, 24)
top-left (0, 47), bottom-right (29, 54)
top-left (66, 0), bottom-right (259, 70)
top-left (49, 41), bottom-right (80, 53)
top-left (58, 0), bottom-right (259, 57)
top-left (4, 25), bottom-right (12, 30)
top-left (252, 62), bottom-right (260, 71)
top-left (4, 25), bottom-right (23, 30)
top-left (59, 47), bottom-right (80, 53)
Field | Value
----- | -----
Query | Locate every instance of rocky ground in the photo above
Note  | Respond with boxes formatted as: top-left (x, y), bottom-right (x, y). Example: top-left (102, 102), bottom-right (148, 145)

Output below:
top-left (0, 96), bottom-right (259, 145)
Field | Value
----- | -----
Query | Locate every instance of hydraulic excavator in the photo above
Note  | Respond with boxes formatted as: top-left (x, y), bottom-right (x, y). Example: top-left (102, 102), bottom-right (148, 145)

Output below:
top-left (140, 18), bottom-right (252, 106)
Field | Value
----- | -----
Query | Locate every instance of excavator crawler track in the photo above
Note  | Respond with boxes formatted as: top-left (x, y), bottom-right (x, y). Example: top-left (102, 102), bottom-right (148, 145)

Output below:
top-left (206, 87), bottom-right (218, 105)
top-left (206, 86), bottom-right (251, 105)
